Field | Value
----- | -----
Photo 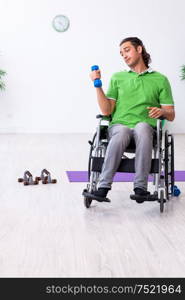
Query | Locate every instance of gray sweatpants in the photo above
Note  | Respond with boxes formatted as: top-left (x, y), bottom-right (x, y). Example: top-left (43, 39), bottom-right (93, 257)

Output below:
top-left (98, 122), bottom-right (154, 191)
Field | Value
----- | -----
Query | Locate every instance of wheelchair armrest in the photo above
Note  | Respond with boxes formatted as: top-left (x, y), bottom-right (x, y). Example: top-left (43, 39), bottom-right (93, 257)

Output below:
top-left (96, 114), bottom-right (112, 121)
top-left (157, 117), bottom-right (166, 129)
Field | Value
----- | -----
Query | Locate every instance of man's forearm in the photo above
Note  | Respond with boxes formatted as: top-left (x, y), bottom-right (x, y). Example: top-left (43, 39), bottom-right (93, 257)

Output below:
top-left (96, 88), bottom-right (112, 115)
top-left (161, 107), bottom-right (175, 121)
top-left (148, 106), bottom-right (175, 121)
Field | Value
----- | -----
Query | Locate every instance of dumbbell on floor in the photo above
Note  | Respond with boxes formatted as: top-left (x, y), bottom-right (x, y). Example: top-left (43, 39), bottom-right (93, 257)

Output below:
top-left (18, 170), bottom-right (39, 185)
top-left (36, 169), bottom-right (57, 184)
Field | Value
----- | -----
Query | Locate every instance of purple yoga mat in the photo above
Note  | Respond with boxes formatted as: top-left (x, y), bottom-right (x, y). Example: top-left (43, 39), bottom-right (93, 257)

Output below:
top-left (66, 171), bottom-right (185, 182)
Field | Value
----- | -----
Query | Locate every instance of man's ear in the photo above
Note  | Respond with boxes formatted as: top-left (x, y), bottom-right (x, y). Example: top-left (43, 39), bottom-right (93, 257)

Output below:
top-left (137, 45), bottom-right (142, 54)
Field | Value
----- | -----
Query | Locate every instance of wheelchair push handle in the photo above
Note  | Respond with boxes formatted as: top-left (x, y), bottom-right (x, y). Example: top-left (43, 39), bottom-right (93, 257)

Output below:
top-left (91, 65), bottom-right (102, 87)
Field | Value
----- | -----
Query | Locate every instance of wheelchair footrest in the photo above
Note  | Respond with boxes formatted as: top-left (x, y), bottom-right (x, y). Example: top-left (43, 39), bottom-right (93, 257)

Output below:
top-left (82, 190), bottom-right (111, 203)
top-left (130, 194), bottom-right (159, 203)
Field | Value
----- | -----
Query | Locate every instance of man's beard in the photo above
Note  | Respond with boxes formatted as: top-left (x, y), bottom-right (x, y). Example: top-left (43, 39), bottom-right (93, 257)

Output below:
top-left (127, 57), bottom-right (140, 68)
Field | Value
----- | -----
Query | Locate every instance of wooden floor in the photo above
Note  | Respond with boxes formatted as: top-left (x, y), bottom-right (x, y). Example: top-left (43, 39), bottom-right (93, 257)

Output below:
top-left (0, 133), bottom-right (185, 278)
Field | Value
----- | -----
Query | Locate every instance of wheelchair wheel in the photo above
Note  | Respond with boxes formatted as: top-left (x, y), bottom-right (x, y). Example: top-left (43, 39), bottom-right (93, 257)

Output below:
top-left (84, 196), bottom-right (92, 208)
top-left (88, 132), bottom-right (97, 181)
top-left (159, 190), bottom-right (164, 213)
top-left (88, 129), bottom-right (107, 193)
top-left (164, 131), bottom-right (174, 199)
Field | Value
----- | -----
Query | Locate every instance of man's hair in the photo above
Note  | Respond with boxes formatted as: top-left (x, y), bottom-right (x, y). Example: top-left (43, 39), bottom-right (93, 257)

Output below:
top-left (119, 37), bottom-right (151, 68)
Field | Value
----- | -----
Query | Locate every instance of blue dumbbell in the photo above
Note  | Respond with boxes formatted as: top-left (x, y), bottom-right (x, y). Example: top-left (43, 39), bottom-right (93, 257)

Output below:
top-left (91, 65), bottom-right (102, 87)
top-left (173, 185), bottom-right (181, 196)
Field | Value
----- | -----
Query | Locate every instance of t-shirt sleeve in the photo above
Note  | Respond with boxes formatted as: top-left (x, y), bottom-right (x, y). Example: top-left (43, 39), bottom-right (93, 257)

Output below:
top-left (159, 76), bottom-right (174, 106)
top-left (105, 75), bottom-right (118, 101)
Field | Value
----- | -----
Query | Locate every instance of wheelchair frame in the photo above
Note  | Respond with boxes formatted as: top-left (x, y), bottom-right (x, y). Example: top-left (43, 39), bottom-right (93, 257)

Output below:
top-left (83, 115), bottom-right (175, 213)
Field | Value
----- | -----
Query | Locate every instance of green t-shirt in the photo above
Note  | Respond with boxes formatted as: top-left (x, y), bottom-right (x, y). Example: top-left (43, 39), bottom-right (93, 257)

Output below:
top-left (106, 70), bottom-right (174, 128)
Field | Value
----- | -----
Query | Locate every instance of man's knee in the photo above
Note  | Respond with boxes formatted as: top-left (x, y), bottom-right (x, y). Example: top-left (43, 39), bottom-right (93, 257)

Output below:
top-left (134, 122), bottom-right (153, 139)
top-left (109, 124), bottom-right (131, 141)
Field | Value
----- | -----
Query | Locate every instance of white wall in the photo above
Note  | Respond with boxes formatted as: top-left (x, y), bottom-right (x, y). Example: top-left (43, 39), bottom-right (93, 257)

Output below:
top-left (0, 0), bottom-right (185, 133)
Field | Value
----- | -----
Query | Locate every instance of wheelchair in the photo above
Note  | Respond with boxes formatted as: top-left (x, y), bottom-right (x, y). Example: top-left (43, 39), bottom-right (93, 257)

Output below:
top-left (82, 115), bottom-right (179, 213)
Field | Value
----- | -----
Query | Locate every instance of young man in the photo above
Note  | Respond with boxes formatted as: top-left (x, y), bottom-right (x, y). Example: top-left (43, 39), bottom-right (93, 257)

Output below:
top-left (90, 37), bottom-right (175, 201)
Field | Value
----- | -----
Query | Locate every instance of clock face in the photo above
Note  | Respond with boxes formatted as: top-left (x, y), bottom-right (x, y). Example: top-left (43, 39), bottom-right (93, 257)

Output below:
top-left (52, 15), bottom-right (70, 32)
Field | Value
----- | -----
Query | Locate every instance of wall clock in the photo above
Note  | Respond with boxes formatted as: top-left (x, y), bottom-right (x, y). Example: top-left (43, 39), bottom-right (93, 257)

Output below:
top-left (52, 15), bottom-right (70, 32)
